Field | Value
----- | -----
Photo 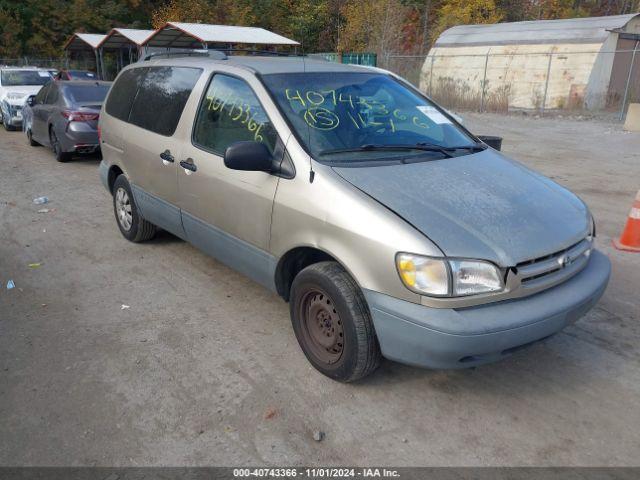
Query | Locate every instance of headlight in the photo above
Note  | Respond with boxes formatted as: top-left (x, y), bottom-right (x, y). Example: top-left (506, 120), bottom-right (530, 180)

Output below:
top-left (396, 253), bottom-right (504, 297)
top-left (449, 259), bottom-right (503, 296)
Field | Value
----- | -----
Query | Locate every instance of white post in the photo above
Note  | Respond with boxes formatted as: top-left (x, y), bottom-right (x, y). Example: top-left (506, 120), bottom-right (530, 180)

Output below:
top-left (480, 51), bottom-right (489, 112)
top-left (541, 53), bottom-right (553, 115)
top-left (429, 55), bottom-right (435, 96)
top-left (620, 41), bottom-right (639, 121)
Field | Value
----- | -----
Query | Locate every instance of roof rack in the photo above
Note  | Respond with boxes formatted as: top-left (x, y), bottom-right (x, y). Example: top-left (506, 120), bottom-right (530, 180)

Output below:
top-left (223, 49), bottom-right (305, 57)
top-left (143, 50), bottom-right (227, 61)
top-left (143, 48), bottom-right (305, 62)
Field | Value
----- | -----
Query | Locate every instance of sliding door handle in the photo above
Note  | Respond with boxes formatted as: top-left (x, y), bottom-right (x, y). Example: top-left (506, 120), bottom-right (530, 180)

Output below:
top-left (180, 158), bottom-right (197, 172)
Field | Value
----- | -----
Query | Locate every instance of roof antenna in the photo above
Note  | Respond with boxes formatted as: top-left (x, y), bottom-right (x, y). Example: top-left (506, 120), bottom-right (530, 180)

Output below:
top-left (300, 38), bottom-right (315, 183)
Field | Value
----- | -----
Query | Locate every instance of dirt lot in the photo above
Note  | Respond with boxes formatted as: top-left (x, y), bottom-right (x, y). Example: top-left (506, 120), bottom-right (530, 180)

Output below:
top-left (1, 113), bottom-right (639, 466)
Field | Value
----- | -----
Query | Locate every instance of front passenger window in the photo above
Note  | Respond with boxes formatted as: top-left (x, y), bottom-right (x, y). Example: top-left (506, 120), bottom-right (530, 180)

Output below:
top-left (35, 85), bottom-right (49, 104)
top-left (193, 74), bottom-right (277, 155)
top-left (45, 85), bottom-right (58, 104)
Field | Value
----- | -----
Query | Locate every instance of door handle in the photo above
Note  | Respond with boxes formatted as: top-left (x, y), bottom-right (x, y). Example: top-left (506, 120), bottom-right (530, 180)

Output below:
top-left (180, 158), bottom-right (197, 172)
top-left (160, 150), bottom-right (174, 163)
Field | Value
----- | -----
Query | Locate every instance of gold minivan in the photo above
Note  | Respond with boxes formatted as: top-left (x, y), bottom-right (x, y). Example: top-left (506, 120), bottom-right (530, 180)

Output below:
top-left (99, 52), bottom-right (610, 382)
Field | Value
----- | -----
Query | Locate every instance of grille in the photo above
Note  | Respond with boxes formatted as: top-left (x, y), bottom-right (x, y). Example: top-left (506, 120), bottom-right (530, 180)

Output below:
top-left (517, 238), bottom-right (592, 292)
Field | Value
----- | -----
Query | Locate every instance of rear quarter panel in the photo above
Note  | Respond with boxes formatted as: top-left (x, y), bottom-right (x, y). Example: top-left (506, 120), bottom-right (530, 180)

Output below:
top-left (98, 99), bottom-right (128, 177)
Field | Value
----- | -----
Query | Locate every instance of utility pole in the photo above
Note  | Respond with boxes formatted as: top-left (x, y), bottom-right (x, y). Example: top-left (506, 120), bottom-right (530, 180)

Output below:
top-left (421, 0), bottom-right (431, 56)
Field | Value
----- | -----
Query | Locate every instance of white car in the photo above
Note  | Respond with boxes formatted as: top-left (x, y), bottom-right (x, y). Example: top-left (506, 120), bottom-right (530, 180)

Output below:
top-left (0, 67), bottom-right (52, 131)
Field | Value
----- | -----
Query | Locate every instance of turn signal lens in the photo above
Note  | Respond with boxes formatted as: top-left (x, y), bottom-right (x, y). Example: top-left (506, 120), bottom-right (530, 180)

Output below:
top-left (396, 254), bottom-right (449, 296)
top-left (587, 215), bottom-right (596, 244)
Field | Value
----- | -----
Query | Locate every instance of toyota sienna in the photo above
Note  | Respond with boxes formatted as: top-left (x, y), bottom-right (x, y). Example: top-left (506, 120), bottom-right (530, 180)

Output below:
top-left (98, 52), bottom-right (611, 382)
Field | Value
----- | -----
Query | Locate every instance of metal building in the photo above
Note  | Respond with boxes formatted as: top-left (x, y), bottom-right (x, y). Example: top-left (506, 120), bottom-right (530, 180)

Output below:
top-left (97, 28), bottom-right (155, 61)
top-left (421, 14), bottom-right (640, 111)
top-left (63, 24), bottom-right (300, 80)
top-left (142, 22), bottom-right (299, 50)
top-left (62, 33), bottom-right (107, 76)
top-left (96, 28), bottom-right (155, 78)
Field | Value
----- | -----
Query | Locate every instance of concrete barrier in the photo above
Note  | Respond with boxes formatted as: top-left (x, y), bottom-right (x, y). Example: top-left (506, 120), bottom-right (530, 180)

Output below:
top-left (624, 103), bottom-right (640, 132)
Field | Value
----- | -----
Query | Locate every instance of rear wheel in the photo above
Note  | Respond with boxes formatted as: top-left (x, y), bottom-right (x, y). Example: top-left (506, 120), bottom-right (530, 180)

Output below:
top-left (50, 128), bottom-right (71, 162)
top-left (290, 261), bottom-right (381, 382)
top-left (27, 129), bottom-right (39, 146)
top-left (112, 175), bottom-right (157, 242)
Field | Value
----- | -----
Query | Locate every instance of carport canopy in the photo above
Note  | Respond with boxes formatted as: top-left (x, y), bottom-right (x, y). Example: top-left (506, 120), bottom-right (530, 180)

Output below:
top-left (97, 28), bottom-right (156, 49)
top-left (143, 22), bottom-right (300, 48)
top-left (63, 33), bottom-right (107, 52)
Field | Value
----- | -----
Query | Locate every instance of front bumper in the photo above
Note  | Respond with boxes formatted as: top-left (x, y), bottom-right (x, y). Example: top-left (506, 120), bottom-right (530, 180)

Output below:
top-left (364, 249), bottom-right (611, 369)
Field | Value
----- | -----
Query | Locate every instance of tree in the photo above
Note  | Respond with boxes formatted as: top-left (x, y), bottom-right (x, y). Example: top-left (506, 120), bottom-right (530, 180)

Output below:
top-left (151, 0), bottom-right (219, 28)
top-left (0, 6), bottom-right (23, 58)
top-left (432, 0), bottom-right (504, 42)
top-left (1, 0), bottom-right (638, 59)
top-left (338, 0), bottom-right (412, 54)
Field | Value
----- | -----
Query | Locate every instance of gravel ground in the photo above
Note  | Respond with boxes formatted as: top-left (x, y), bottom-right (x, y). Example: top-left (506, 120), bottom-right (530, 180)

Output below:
top-left (0, 113), bottom-right (639, 466)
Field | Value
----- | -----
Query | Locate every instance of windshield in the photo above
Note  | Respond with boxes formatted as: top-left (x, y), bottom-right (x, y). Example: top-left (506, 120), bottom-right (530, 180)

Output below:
top-left (64, 84), bottom-right (110, 104)
top-left (69, 71), bottom-right (97, 80)
top-left (1, 70), bottom-right (51, 87)
top-left (261, 72), bottom-right (476, 161)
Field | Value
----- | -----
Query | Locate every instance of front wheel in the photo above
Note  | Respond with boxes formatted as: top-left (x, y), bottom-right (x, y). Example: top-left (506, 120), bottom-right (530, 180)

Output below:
top-left (289, 261), bottom-right (381, 382)
top-left (2, 112), bottom-right (15, 131)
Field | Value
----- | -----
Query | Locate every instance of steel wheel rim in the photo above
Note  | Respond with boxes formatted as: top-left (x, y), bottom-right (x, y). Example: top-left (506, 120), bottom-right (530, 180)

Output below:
top-left (299, 289), bottom-right (344, 365)
top-left (115, 187), bottom-right (133, 231)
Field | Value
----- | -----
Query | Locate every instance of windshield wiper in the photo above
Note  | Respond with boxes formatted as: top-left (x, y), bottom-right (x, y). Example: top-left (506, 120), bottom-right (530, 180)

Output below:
top-left (320, 143), bottom-right (455, 158)
top-left (442, 144), bottom-right (487, 152)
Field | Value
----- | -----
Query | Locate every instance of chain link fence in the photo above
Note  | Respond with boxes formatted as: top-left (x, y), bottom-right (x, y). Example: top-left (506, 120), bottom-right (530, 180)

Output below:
top-left (382, 48), bottom-right (639, 121)
top-left (3, 50), bottom-right (638, 121)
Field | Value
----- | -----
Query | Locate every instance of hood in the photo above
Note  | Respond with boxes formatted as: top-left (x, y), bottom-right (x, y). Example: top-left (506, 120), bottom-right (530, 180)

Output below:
top-left (332, 149), bottom-right (590, 267)
top-left (1, 85), bottom-right (44, 104)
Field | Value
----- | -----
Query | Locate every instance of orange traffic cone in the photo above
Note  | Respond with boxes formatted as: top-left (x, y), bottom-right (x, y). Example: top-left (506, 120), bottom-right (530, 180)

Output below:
top-left (613, 190), bottom-right (640, 252)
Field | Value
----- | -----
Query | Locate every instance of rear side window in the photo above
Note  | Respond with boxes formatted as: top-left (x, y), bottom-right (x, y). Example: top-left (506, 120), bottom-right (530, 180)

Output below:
top-left (64, 84), bottom-right (111, 104)
top-left (128, 67), bottom-right (202, 136)
top-left (105, 68), bottom-right (147, 121)
top-left (45, 85), bottom-right (59, 104)
top-left (193, 74), bottom-right (277, 155)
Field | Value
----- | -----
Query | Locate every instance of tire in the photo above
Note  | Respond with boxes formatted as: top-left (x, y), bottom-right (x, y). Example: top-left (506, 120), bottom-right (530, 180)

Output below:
top-left (50, 128), bottom-right (71, 162)
top-left (289, 261), bottom-right (381, 382)
top-left (2, 112), bottom-right (15, 131)
top-left (112, 174), bottom-right (157, 243)
top-left (27, 129), bottom-right (39, 146)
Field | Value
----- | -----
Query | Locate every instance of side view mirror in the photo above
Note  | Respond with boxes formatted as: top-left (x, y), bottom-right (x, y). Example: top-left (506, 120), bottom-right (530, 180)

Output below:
top-left (224, 141), bottom-right (274, 173)
top-left (26, 96), bottom-right (36, 107)
top-left (477, 135), bottom-right (502, 151)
